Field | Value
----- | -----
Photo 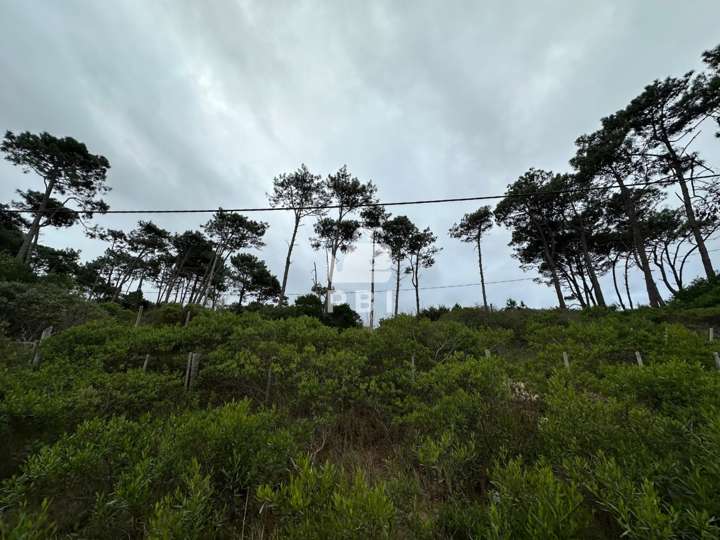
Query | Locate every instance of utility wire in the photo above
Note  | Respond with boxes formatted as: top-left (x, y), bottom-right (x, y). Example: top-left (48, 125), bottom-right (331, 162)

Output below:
top-left (284, 277), bottom-right (537, 296)
top-left (5, 173), bottom-right (719, 215)
top-left (139, 243), bottom-right (720, 298)
top-left (139, 277), bottom-right (537, 296)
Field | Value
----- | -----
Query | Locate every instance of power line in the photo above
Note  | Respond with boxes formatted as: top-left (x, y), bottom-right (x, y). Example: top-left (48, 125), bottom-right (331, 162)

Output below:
top-left (285, 277), bottom-right (537, 296)
top-left (140, 277), bottom-right (538, 297)
top-left (5, 173), bottom-right (718, 215)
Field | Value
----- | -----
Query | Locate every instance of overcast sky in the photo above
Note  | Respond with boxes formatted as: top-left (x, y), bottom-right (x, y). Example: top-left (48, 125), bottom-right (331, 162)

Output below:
top-left (1, 1), bottom-right (719, 319)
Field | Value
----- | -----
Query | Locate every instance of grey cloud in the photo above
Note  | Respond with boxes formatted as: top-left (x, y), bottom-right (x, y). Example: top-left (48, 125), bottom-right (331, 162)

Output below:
top-left (1, 0), bottom-right (718, 317)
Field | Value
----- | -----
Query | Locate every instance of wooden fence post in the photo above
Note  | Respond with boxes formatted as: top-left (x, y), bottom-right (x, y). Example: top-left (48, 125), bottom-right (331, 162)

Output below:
top-left (184, 352), bottom-right (201, 390)
top-left (135, 305), bottom-right (144, 327)
top-left (709, 327), bottom-right (714, 343)
top-left (264, 359), bottom-right (273, 404)
top-left (182, 309), bottom-right (194, 388)
top-left (714, 352), bottom-right (720, 371)
top-left (484, 349), bottom-right (491, 359)
top-left (30, 326), bottom-right (53, 367)
top-left (635, 351), bottom-right (644, 367)
top-left (190, 353), bottom-right (200, 386)
top-left (562, 351), bottom-right (569, 369)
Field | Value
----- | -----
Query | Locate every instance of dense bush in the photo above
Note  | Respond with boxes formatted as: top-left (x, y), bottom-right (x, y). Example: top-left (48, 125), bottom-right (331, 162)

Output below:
top-left (0, 281), bottom-right (111, 341)
top-left (669, 275), bottom-right (720, 309)
top-left (1, 401), bottom-right (299, 537)
top-left (1, 306), bottom-right (719, 537)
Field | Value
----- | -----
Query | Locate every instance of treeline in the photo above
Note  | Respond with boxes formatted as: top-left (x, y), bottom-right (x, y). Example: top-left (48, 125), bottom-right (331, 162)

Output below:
top-left (1, 43), bottom-right (719, 314)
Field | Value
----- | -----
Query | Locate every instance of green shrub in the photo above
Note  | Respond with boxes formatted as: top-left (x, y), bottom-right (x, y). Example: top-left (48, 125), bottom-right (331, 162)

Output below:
top-left (484, 458), bottom-right (591, 539)
top-left (0, 281), bottom-right (109, 341)
top-left (257, 457), bottom-right (395, 539)
top-left (669, 276), bottom-right (720, 309)
top-left (1, 401), bottom-right (299, 537)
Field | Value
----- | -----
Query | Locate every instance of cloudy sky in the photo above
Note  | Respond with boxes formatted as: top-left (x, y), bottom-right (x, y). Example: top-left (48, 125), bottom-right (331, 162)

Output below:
top-left (1, 1), bottom-right (719, 319)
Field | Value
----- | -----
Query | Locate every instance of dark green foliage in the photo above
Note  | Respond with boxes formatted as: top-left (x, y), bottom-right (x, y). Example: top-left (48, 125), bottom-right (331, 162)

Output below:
top-left (257, 458), bottom-right (395, 539)
top-left (1, 401), bottom-right (298, 537)
top-left (229, 252), bottom-right (281, 305)
top-left (669, 275), bottom-right (720, 308)
top-left (1, 306), bottom-right (720, 537)
top-left (0, 280), bottom-right (110, 341)
top-left (1, 130), bottom-right (111, 264)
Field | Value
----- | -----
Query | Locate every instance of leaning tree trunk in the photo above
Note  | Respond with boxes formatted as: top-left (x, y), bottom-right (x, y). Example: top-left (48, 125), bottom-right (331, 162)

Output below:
top-left (476, 235), bottom-right (488, 310)
top-left (530, 216), bottom-right (566, 310)
top-left (412, 258), bottom-right (420, 315)
top-left (197, 246), bottom-right (222, 305)
top-left (17, 176), bottom-right (56, 263)
top-left (652, 244), bottom-right (677, 296)
top-left (162, 252), bottom-right (191, 304)
top-left (578, 228), bottom-right (605, 307)
top-left (324, 246), bottom-right (338, 314)
top-left (394, 259), bottom-right (401, 316)
top-left (624, 254), bottom-right (635, 310)
top-left (562, 264), bottom-right (586, 309)
top-left (369, 232), bottom-right (376, 328)
top-left (661, 134), bottom-right (715, 280)
top-left (611, 253), bottom-right (626, 310)
top-left (547, 256), bottom-right (567, 310)
top-left (280, 216), bottom-right (301, 304)
top-left (614, 175), bottom-right (663, 307)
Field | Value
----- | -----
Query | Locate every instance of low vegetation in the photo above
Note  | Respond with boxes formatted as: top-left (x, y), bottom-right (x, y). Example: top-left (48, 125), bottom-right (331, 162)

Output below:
top-left (2, 286), bottom-right (720, 538)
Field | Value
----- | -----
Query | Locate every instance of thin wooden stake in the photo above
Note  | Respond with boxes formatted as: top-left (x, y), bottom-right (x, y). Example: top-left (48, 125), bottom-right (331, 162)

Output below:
top-left (714, 352), bottom-right (720, 371)
top-left (142, 353), bottom-right (150, 372)
top-left (635, 351), bottom-right (644, 367)
top-left (190, 353), bottom-right (200, 386)
top-left (182, 309), bottom-right (196, 389)
top-left (562, 351), bottom-right (569, 369)
top-left (135, 305), bottom-right (144, 327)
top-left (184, 352), bottom-right (195, 390)
top-left (484, 349), bottom-right (491, 358)
top-left (30, 326), bottom-right (53, 367)
top-left (264, 360), bottom-right (273, 404)
top-left (710, 327), bottom-right (714, 342)
top-left (241, 487), bottom-right (250, 540)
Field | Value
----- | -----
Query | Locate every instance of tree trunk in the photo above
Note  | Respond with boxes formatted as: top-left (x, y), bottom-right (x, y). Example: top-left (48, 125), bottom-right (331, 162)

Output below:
top-left (611, 254), bottom-right (626, 310)
top-left (577, 258), bottom-right (596, 306)
top-left (477, 235), bottom-right (488, 310)
top-left (530, 216), bottom-right (566, 310)
top-left (369, 232), bottom-right (376, 328)
top-left (624, 254), bottom-right (635, 310)
top-left (197, 247), bottom-right (221, 305)
top-left (578, 229), bottom-right (605, 306)
top-left (547, 257), bottom-right (567, 309)
top-left (17, 176), bottom-right (56, 263)
top-left (661, 135), bottom-right (715, 279)
top-left (562, 264), bottom-right (586, 308)
top-left (652, 245), bottom-right (677, 295)
top-left (413, 259), bottom-right (420, 315)
top-left (664, 242), bottom-right (684, 291)
top-left (187, 274), bottom-right (200, 304)
top-left (614, 175), bottom-right (663, 307)
top-left (324, 246), bottom-right (337, 313)
top-left (238, 284), bottom-right (246, 306)
top-left (280, 216), bottom-right (301, 304)
top-left (163, 252), bottom-right (190, 304)
top-left (394, 259), bottom-right (401, 316)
